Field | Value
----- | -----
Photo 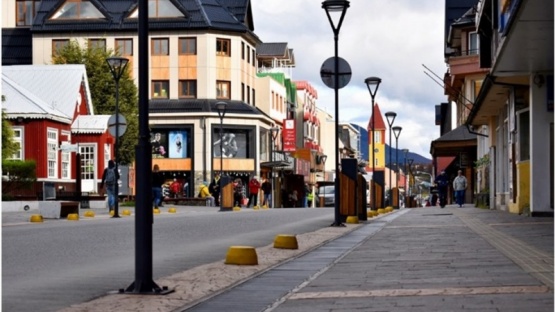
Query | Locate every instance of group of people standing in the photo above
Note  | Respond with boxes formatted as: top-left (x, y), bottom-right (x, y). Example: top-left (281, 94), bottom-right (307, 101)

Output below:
top-left (434, 170), bottom-right (467, 208)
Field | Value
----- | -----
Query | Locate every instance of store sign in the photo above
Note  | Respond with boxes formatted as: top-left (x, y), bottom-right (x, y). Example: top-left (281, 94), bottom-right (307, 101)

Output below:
top-left (283, 119), bottom-right (296, 152)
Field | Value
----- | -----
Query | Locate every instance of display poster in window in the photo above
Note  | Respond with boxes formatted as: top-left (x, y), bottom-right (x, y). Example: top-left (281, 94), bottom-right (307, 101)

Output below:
top-left (283, 119), bottom-right (296, 152)
top-left (169, 131), bottom-right (187, 158)
top-left (213, 130), bottom-right (247, 158)
top-left (151, 131), bottom-right (168, 158)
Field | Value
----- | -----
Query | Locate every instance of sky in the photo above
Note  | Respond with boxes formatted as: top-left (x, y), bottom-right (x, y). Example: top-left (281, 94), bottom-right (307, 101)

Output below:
top-left (252, 0), bottom-right (447, 158)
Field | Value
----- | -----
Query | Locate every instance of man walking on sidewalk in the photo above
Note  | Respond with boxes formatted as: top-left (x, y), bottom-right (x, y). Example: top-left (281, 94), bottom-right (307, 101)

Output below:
top-left (453, 170), bottom-right (467, 207)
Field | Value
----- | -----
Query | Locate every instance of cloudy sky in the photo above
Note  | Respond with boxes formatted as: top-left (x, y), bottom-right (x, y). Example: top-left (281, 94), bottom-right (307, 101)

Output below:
top-left (252, 0), bottom-right (447, 158)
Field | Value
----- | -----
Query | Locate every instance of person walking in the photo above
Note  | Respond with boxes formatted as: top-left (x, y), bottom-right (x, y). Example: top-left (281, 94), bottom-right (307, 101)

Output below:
top-left (248, 176), bottom-right (261, 208)
top-left (453, 170), bottom-right (468, 207)
top-left (100, 160), bottom-right (119, 212)
top-left (152, 164), bottom-right (165, 208)
top-left (434, 170), bottom-right (449, 208)
top-left (261, 178), bottom-right (272, 208)
top-left (199, 181), bottom-right (215, 206)
top-left (209, 172), bottom-right (221, 206)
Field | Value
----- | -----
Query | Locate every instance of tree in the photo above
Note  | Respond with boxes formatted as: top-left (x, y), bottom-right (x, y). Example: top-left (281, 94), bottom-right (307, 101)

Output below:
top-left (2, 97), bottom-right (19, 160)
top-left (52, 40), bottom-right (139, 165)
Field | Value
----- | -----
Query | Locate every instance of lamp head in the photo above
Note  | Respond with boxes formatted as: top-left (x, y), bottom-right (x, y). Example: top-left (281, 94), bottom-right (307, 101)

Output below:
top-left (364, 76), bottom-right (382, 98)
top-left (322, 0), bottom-right (350, 32)
top-left (270, 126), bottom-right (280, 141)
top-left (385, 111), bottom-right (396, 127)
top-left (392, 126), bottom-right (402, 139)
top-left (215, 101), bottom-right (227, 118)
top-left (106, 56), bottom-right (129, 81)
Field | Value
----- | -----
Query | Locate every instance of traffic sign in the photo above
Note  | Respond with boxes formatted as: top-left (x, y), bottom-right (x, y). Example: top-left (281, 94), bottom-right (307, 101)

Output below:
top-left (108, 113), bottom-right (127, 138)
top-left (320, 56), bottom-right (352, 89)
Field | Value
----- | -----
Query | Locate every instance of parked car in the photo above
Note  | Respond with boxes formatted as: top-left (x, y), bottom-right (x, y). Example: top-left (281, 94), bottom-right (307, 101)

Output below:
top-left (318, 185), bottom-right (335, 207)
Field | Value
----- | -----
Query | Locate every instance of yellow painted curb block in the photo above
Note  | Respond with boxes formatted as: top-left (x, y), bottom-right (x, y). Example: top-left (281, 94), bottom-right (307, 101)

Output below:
top-left (109, 210), bottom-right (115, 216)
top-left (153, 208), bottom-right (161, 214)
top-left (168, 207), bottom-right (177, 213)
top-left (262, 205), bottom-right (269, 209)
top-left (84, 210), bottom-right (95, 218)
top-left (385, 206), bottom-right (394, 212)
top-left (67, 213), bottom-right (79, 221)
top-left (225, 246), bottom-right (258, 265)
top-left (30, 214), bottom-right (43, 223)
top-left (273, 234), bottom-right (298, 249)
top-left (367, 210), bottom-right (377, 218)
top-left (377, 208), bottom-right (386, 214)
top-left (122, 209), bottom-right (131, 216)
top-left (253, 206), bottom-right (260, 210)
top-left (346, 216), bottom-right (359, 224)
top-left (233, 206), bottom-right (241, 211)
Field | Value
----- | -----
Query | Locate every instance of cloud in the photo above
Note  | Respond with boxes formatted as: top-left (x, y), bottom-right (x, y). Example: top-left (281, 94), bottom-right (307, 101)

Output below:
top-left (252, 0), bottom-right (446, 158)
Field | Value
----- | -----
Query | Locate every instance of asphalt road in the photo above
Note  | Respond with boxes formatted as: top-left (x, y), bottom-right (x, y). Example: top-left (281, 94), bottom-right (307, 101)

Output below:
top-left (2, 207), bottom-right (334, 312)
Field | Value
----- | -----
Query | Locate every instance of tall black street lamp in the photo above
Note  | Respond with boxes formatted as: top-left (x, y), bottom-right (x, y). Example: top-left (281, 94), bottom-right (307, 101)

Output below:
top-left (384, 111), bottom-right (396, 206)
top-left (269, 127), bottom-right (279, 208)
top-left (106, 56), bottom-right (129, 219)
top-left (407, 158), bottom-right (414, 199)
top-left (392, 126), bottom-right (402, 208)
top-left (365, 76), bottom-right (382, 210)
top-left (215, 101), bottom-right (227, 212)
top-left (402, 148), bottom-right (409, 206)
top-left (322, 0), bottom-right (349, 227)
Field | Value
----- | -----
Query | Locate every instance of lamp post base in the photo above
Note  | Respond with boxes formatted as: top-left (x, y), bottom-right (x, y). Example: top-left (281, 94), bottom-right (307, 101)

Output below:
top-left (330, 221), bottom-right (346, 227)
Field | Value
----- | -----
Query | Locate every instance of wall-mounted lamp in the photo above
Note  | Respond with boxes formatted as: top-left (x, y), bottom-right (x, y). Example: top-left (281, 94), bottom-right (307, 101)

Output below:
top-left (534, 73), bottom-right (544, 88)
top-left (16, 116), bottom-right (25, 123)
top-left (316, 154), bottom-right (328, 165)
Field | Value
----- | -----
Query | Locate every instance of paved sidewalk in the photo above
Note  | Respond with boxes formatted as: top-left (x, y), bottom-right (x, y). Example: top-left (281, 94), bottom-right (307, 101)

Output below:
top-left (184, 205), bottom-right (553, 312)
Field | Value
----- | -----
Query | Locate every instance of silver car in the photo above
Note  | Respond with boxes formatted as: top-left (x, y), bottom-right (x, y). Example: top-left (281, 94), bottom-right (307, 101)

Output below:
top-left (318, 185), bottom-right (335, 207)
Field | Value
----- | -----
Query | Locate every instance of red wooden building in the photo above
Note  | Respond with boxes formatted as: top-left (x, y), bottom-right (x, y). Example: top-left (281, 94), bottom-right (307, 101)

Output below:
top-left (2, 64), bottom-right (114, 197)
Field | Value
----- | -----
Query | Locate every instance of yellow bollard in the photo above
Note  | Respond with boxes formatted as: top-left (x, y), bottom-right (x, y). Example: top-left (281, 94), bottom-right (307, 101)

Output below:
top-left (84, 210), bottom-right (95, 218)
top-left (346, 216), bottom-right (359, 224)
top-left (67, 213), bottom-right (79, 221)
top-left (232, 206), bottom-right (241, 211)
top-left (225, 246), bottom-right (258, 265)
top-left (30, 214), bottom-right (43, 223)
top-left (122, 209), bottom-right (131, 216)
top-left (153, 208), bottom-right (161, 214)
top-left (273, 234), bottom-right (298, 249)
top-left (168, 207), bottom-right (177, 213)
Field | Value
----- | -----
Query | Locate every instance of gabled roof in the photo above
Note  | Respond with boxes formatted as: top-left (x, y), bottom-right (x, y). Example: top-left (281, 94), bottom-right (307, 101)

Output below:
top-left (72, 115), bottom-right (110, 134)
top-left (256, 43), bottom-right (295, 67)
top-left (32, 0), bottom-right (254, 34)
top-left (433, 124), bottom-right (477, 142)
top-left (367, 103), bottom-right (386, 130)
top-left (2, 64), bottom-right (94, 123)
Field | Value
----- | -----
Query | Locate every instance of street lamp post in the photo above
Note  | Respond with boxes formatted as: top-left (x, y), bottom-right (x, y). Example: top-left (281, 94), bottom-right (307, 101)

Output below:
top-left (365, 77), bottom-right (382, 210)
top-left (270, 127), bottom-right (279, 209)
top-left (384, 112), bottom-right (396, 207)
top-left (402, 148), bottom-right (409, 207)
top-left (322, 0), bottom-right (349, 227)
top-left (392, 126), bottom-right (402, 208)
top-left (215, 102), bottom-right (227, 212)
top-left (407, 158), bottom-right (414, 205)
top-left (106, 56), bottom-right (129, 219)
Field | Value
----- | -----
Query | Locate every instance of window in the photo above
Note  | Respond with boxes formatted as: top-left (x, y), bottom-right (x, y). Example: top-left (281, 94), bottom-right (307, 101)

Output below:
top-left (51, 0), bottom-right (104, 19)
top-left (52, 39), bottom-right (70, 56)
top-left (247, 86), bottom-right (251, 104)
top-left (252, 89), bottom-right (256, 106)
top-left (16, 0), bottom-right (40, 26)
top-left (10, 128), bottom-right (24, 160)
top-left (152, 80), bottom-right (169, 98)
top-left (247, 46), bottom-right (250, 64)
top-left (80, 145), bottom-right (95, 180)
top-left (151, 38), bottom-right (169, 56)
top-left (178, 37), bottom-right (196, 55)
top-left (472, 80), bottom-right (483, 100)
top-left (179, 80), bottom-right (196, 98)
top-left (241, 42), bottom-right (245, 60)
top-left (61, 132), bottom-right (71, 179)
top-left (47, 129), bottom-right (58, 178)
top-left (216, 81), bottom-right (230, 99)
top-left (252, 48), bottom-right (256, 66)
top-left (241, 83), bottom-right (245, 101)
top-left (468, 32), bottom-right (478, 55)
top-left (88, 38), bottom-right (106, 51)
top-left (518, 110), bottom-right (530, 161)
top-left (374, 132), bottom-right (381, 144)
top-left (216, 38), bottom-right (231, 56)
top-left (149, 0), bottom-right (182, 17)
top-left (115, 38), bottom-right (133, 56)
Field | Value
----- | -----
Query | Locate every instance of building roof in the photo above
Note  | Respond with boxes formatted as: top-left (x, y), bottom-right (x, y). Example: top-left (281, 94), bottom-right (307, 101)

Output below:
top-left (367, 103), bottom-right (386, 130)
top-left (2, 64), bottom-right (94, 123)
top-left (1, 28), bottom-right (33, 66)
top-left (31, 0), bottom-right (254, 34)
top-left (433, 124), bottom-right (477, 142)
top-left (72, 115), bottom-right (110, 134)
top-left (148, 99), bottom-right (262, 115)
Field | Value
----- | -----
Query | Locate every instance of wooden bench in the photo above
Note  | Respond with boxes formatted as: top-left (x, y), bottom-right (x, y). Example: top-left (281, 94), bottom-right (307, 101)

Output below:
top-left (163, 197), bottom-right (208, 206)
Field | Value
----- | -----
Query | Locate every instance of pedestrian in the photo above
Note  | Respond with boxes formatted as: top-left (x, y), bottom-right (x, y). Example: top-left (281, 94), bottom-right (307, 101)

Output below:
top-left (261, 178), bottom-right (272, 208)
top-left (199, 181), bottom-right (215, 206)
top-left (100, 160), bottom-right (119, 211)
top-left (307, 187), bottom-right (314, 208)
top-left (183, 180), bottom-right (189, 197)
top-left (170, 178), bottom-right (181, 198)
top-left (434, 170), bottom-right (449, 208)
top-left (453, 170), bottom-right (467, 207)
top-left (209, 172), bottom-right (221, 206)
top-left (248, 176), bottom-right (261, 208)
top-left (152, 164), bottom-right (165, 208)
top-left (289, 190), bottom-right (298, 207)
top-left (303, 183), bottom-right (310, 208)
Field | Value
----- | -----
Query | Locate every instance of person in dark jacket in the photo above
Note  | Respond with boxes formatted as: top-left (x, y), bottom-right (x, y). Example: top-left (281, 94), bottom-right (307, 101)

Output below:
top-left (152, 164), bottom-right (165, 208)
top-left (100, 160), bottom-right (119, 211)
top-left (434, 170), bottom-right (449, 208)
